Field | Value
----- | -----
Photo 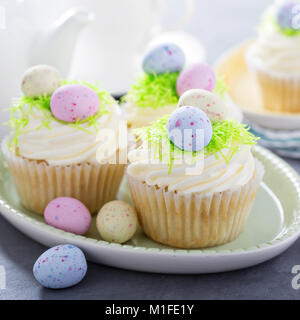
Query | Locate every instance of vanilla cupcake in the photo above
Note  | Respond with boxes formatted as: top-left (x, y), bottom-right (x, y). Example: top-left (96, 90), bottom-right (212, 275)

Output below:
top-left (123, 43), bottom-right (185, 129)
top-left (3, 65), bottom-right (126, 215)
top-left (127, 90), bottom-right (263, 249)
top-left (123, 72), bottom-right (179, 129)
top-left (124, 43), bottom-right (241, 129)
top-left (246, 0), bottom-right (300, 113)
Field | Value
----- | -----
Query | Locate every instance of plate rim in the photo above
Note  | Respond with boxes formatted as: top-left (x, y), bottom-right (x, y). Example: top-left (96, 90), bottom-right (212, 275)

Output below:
top-left (1, 146), bottom-right (300, 257)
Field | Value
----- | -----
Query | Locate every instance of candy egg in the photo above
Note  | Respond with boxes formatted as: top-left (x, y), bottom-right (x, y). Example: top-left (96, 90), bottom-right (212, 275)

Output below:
top-left (33, 244), bottom-right (87, 289)
top-left (21, 65), bottom-right (62, 98)
top-left (167, 106), bottom-right (213, 152)
top-left (44, 197), bottom-right (91, 235)
top-left (178, 89), bottom-right (229, 121)
top-left (50, 84), bottom-right (99, 123)
top-left (142, 43), bottom-right (185, 75)
top-left (96, 201), bottom-right (138, 244)
top-left (176, 63), bottom-right (216, 96)
top-left (275, 1), bottom-right (299, 30)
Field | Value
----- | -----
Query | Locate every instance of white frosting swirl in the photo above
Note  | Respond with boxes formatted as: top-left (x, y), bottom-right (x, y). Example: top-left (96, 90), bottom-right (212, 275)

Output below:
top-left (15, 103), bottom-right (122, 165)
top-left (127, 145), bottom-right (255, 194)
top-left (124, 93), bottom-right (241, 128)
top-left (124, 103), bottom-right (177, 128)
top-left (246, 1), bottom-right (300, 75)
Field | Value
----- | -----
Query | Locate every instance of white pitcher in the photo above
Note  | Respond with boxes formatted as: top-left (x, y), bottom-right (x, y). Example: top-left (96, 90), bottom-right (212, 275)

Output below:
top-left (0, 0), bottom-right (196, 137)
top-left (63, 0), bottom-right (196, 94)
top-left (0, 0), bottom-right (94, 136)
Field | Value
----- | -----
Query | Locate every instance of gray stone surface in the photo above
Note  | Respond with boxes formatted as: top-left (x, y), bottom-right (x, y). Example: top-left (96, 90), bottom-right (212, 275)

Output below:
top-left (1, 0), bottom-right (300, 300)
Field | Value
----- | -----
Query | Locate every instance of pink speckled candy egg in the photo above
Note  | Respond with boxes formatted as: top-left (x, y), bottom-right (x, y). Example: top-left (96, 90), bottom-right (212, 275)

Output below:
top-left (21, 65), bottom-right (62, 98)
top-left (178, 89), bottom-right (229, 121)
top-left (44, 197), bottom-right (92, 235)
top-left (176, 63), bottom-right (216, 96)
top-left (96, 201), bottom-right (138, 244)
top-left (50, 84), bottom-right (99, 123)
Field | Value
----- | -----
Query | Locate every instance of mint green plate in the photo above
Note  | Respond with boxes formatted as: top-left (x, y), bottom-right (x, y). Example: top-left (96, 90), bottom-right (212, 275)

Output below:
top-left (0, 146), bottom-right (300, 274)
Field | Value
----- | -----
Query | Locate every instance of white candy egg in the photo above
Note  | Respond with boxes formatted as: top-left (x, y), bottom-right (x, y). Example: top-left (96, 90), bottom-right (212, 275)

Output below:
top-left (21, 65), bottom-right (62, 98)
top-left (178, 89), bottom-right (230, 121)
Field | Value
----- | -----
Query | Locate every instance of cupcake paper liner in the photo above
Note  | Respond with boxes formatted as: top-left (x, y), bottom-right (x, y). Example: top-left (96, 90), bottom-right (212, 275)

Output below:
top-left (127, 159), bottom-right (264, 249)
top-left (3, 144), bottom-right (126, 215)
top-left (246, 53), bottom-right (300, 113)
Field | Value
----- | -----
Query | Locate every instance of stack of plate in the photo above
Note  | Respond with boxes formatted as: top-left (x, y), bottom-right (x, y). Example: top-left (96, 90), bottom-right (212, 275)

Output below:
top-left (215, 40), bottom-right (300, 159)
top-left (247, 121), bottom-right (300, 159)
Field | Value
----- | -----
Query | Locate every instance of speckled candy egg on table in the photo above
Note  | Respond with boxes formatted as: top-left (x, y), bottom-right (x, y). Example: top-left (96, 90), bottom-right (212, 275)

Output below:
top-left (50, 84), bottom-right (99, 123)
top-left (21, 65), bottom-right (62, 98)
top-left (176, 63), bottom-right (216, 96)
top-left (142, 43), bottom-right (186, 74)
top-left (178, 89), bottom-right (230, 121)
top-left (167, 106), bottom-right (213, 152)
top-left (44, 197), bottom-right (92, 235)
top-left (96, 200), bottom-right (138, 244)
top-left (33, 244), bottom-right (87, 289)
top-left (275, 1), bottom-right (299, 30)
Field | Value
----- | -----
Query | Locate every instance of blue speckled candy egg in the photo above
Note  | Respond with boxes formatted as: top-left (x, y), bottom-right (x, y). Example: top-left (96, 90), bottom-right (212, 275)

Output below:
top-left (167, 106), bottom-right (213, 152)
top-left (275, 1), bottom-right (299, 30)
top-left (33, 244), bottom-right (87, 289)
top-left (142, 43), bottom-right (185, 74)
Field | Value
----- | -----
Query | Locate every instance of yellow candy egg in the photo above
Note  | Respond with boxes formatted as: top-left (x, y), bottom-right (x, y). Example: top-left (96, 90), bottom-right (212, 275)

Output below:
top-left (96, 201), bottom-right (138, 244)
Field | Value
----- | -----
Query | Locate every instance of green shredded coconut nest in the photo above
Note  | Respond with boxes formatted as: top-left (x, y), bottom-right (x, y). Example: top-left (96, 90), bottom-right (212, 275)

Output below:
top-left (8, 80), bottom-right (115, 147)
top-left (123, 71), bottom-right (228, 110)
top-left (134, 115), bottom-right (258, 173)
top-left (214, 77), bottom-right (228, 99)
top-left (123, 72), bottom-right (179, 109)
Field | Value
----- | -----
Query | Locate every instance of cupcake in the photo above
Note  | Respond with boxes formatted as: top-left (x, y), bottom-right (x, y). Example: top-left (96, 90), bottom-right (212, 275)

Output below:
top-left (123, 43), bottom-right (184, 129)
top-left (123, 43), bottom-right (240, 128)
top-left (127, 89), bottom-right (264, 249)
top-left (3, 65), bottom-right (126, 215)
top-left (246, 0), bottom-right (300, 113)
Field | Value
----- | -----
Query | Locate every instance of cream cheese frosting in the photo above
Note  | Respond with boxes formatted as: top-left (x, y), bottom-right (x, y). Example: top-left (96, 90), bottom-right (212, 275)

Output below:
top-left (246, 1), bottom-right (300, 75)
top-left (13, 103), bottom-right (122, 166)
top-left (127, 144), bottom-right (255, 194)
top-left (124, 103), bottom-right (177, 128)
top-left (125, 93), bottom-right (242, 128)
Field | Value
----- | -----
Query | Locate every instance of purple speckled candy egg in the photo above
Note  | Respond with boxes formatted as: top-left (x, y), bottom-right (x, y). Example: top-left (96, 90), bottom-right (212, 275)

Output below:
top-left (167, 106), bottom-right (213, 152)
top-left (178, 89), bottom-right (229, 121)
top-left (50, 84), bottom-right (99, 123)
top-left (275, 1), bottom-right (299, 30)
top-left (33, 244), bottom-right (87, 289)
top-left (44, 197), bottom-right (91, 235)
top-left (142, 43), bottom-right (185, 74)
top-left (176, 63), bottom-right (216, 97)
